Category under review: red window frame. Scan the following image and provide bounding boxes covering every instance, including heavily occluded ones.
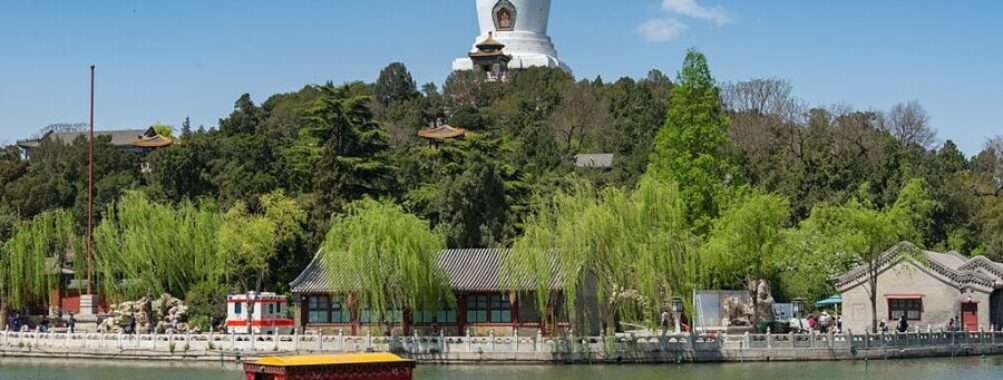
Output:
[888,298,923,321]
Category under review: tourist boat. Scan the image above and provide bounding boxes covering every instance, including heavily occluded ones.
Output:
[243,353,416,380]
[226,292,295,334]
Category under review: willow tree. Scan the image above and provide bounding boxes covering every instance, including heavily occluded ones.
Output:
[94,191,222,301]
[0,209,78,326]
[702,192,791,324]
[320,198,451,329]
[507,178,699,333]
[217,202,277,293]
[791,178,938,332]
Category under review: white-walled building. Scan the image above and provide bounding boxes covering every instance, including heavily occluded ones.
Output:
[453,0,571,74]
[836,242,1003,333]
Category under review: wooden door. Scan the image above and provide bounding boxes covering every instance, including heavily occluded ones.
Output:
[961,302,978,332]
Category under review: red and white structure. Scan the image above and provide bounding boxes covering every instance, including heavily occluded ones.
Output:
[226,292,294,334]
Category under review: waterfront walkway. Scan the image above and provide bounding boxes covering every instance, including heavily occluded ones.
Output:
[2,329,1003,363]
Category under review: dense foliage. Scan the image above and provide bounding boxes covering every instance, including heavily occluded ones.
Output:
[319,198,452,328]
[1,53,1001,331]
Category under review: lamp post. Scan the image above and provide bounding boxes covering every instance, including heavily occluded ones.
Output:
[792,298,804,318]
[671,296,684,334]
[792,298,805,332]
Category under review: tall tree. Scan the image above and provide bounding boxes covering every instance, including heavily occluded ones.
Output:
[0,210,78,327]
[320,198,452,330]
[507,178,698,332]
[884,100,937,149]
[218,202,277,293]
[375,62,419,105]
[703,191,790,324]
[792,178,937,332]
[305,84,395,210]
[647,49,735,230]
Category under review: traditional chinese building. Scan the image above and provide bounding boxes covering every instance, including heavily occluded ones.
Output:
[836,242,1003,333]
[416,123,469,146]
[16,127,174,158]
[467,32,512,81]
[290,249,596,337]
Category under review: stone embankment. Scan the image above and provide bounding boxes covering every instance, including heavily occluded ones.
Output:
[2,329,1003,363]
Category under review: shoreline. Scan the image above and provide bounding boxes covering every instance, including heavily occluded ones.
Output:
[4,330,1003,364]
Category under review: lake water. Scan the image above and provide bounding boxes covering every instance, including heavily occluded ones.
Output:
[1,357,1002,380]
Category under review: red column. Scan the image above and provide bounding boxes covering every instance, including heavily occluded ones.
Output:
[510,293,519,330]
[457,293,467,334]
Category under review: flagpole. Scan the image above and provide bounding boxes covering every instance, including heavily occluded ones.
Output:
[87,64,95,296]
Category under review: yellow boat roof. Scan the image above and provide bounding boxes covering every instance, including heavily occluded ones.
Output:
[251,353,413,367]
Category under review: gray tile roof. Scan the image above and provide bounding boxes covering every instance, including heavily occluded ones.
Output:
[574,153,614,168]
[17,128,156,148]
[835,242,1003,292]
[290,248,562,294]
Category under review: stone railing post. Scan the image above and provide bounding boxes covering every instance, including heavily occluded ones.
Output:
[338,329,344,352]
[490,330,496,352]
[367,329,373,351]
[514,328,520,352]
[536,329,543,352]
[466,328,471,352]
[152,333,157,350]
[230,331,236,351]
[292,329,298,351]
[766,330,772,349]
[440,330,446,353]
[117,331,123,349]
[250,329,256,351]
[317,330,323,351]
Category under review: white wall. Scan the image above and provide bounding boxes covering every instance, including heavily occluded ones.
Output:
[841,260,991,332]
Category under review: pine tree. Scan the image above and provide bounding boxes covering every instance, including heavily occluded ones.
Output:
[647,49,735,230]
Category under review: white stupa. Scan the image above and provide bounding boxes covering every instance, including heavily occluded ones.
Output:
[453,0,571,74]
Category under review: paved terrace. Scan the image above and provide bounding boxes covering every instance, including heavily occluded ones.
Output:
[2,329,1003,363]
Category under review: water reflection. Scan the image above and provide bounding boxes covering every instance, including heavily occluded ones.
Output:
[1,357,1001,380]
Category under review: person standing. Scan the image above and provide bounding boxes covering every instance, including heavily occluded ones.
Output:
[128,315,137,334]
[660,310,670,332]
[897,315,909,333]
[68,313,76,334]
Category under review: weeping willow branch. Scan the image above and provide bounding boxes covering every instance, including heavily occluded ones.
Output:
[0,210,78,311]
[94,191,222,301]
[507,178,700,333]
[320,198,452,329]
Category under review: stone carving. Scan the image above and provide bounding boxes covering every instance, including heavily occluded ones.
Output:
[721,279,776,327]
[97,293,193,333]
[493,0,517,31]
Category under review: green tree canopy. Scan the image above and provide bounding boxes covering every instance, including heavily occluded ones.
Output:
[646,49,735,231]
[375,62,419,105]
[0,210,78,312]
[507,178,698,332]
[785,178,938,331]
[702,191,790,323]
[320,198,452,327]
[94,191,222,300]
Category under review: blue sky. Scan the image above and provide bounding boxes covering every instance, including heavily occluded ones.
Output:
[1,0,1001,155]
